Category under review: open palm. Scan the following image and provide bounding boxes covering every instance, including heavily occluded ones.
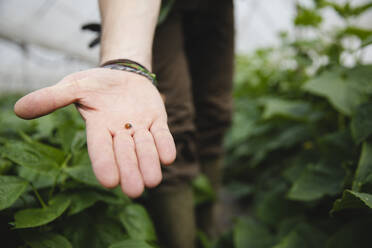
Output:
[14,68,176,198]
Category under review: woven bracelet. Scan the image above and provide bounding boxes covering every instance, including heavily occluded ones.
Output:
[101,59,157,86]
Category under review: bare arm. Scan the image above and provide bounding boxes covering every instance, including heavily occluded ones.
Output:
[99,0,161,68]
[14,0,176,198]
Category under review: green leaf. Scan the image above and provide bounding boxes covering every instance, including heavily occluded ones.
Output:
[352,141,372,191]
[350,2,372,16]
[303,69,367,116]
[331,190,372,213]
[233,217,275,248]
[273,223,326,248]
[19,132,66,164]
[65,191,101,216]
[17,166,56,189]
[197,231,213,248]
[0,141,61,173]
[109,239,154,248]
[62,190,121,215]
[192,174,216,206]
[64,151,100,187]
[64,165,100,187]
[63,213,126,248]
[32,114,56,140]
[70,130,86,152]
[288,163,345,201]
[226,182,253,199]
[22,231,72,248]
[56,120,85,152]
[13,195,71,228]
[57,120,80,152]
[261,98,312,121]
[0,175,28,210]
[294,6,322,27]
[351,103,372,143]
[0,109,34,135]
[341,26,372,41]
[119,204,157,242]
[0,158,12,174]
[346,65,372,94]
[362,35,372,47]
[255,184,302,226]
[323,2,372,18]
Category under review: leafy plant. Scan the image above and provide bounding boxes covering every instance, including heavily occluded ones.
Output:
[0,100,158,247]
[225,0,372,247]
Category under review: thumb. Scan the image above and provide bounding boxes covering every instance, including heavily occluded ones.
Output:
[14,80,78,120]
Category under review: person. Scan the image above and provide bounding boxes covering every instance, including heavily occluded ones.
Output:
[14,1,234,247]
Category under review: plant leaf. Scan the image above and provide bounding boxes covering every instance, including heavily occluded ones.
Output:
[22,231,72,248]
[233,217,275,248]
[0,158,12,174]
[192,174,216,206]
[0,141,61,173]
[341,26,372,41]
[346,65,372,94]
[0,175,28,210]
[331,190,372,213]
[351,103,372,144]
[261,98,312,121]
[109,239,154,248]
[62,213,126,248]
[352,141,372,191]
[119,204,157,242]
[273,223,326,248]
[288,163,345,201]
[64,151,100,187]
[13,195,71,229]
[62,190,121,216]
[294,6,322,27]
[17,166,56,189]
[303,69,367,116]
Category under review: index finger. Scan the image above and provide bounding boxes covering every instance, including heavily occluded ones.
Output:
[86,121,120,188]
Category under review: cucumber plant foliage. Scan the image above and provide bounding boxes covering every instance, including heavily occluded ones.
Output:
[0,99,157,247]
[224,1,372,247]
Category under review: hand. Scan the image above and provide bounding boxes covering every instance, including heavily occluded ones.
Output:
[14,68,176,198]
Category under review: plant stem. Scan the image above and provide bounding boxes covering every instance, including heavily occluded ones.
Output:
[61,153,72,169]
[31,184,47,208]
[49,153,72,199]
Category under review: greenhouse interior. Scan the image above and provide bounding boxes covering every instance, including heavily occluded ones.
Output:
[1,0,372,247]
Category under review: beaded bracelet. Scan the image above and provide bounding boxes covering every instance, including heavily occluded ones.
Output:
[101,59,157,86]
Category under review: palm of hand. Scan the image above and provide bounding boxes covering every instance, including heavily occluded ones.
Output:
[14,68,176,198]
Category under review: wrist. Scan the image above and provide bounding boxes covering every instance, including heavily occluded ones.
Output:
[100,50,152,71]
[101,59,157,86]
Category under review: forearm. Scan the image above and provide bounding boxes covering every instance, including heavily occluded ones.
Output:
[99,0,161,70]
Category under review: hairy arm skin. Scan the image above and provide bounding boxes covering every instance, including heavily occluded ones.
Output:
[14,0,176,198]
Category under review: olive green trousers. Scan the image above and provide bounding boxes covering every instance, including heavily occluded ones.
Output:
[148,0,234,247]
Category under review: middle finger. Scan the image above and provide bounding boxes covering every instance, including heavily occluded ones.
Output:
[113,131,144,198]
